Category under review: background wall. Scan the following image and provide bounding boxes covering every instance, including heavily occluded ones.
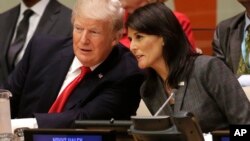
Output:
[165,0,245,55]
[0,0,75,13]
[0,0,246,55]
[167,0,244,23]
[0,0,244,24]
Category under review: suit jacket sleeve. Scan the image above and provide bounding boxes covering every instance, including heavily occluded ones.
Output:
[35,73,143,128]
[198,57,250,128]
[212,21,227,61]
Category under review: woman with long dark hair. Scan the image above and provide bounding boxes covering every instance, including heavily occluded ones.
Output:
[127,3,250,133]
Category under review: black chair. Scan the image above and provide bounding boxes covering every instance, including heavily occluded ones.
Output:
[129,111,204,141]
[129,126,186,141]
[172,111,204,141]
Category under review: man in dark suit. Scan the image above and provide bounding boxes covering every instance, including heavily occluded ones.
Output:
[212,0,250,86]
[2,0,144,129]
[0,0,72,86]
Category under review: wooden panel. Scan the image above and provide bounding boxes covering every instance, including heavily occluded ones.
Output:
[174,0,217,29]
[173,0,216,55]
[193,28,214,55]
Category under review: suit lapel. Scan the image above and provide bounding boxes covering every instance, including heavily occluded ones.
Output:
[141,73,189,115]
[229,20,245,73]
[35,0,60,34]
[154,77,173,115]
[37,45,74,111]
[0,6,19,81]
[173,81,188,112]
[64,71,105,110]
[152,76,188,114]
[2,6,20,61]
[63,45,122,110]
[141,76,173,115]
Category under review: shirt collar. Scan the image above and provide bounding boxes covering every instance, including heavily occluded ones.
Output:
[20,0,50,17]
[244,12,250,31]
[69,57,100,73]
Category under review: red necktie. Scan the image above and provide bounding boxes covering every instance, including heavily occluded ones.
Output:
[49,66,91,113]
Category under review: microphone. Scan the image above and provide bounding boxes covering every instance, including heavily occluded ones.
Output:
[154,89,176,116]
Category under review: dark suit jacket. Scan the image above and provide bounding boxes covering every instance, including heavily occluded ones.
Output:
[2,36,144,128]
[0,0,72,85]
[212,12,245,75]
[141,56,250,133]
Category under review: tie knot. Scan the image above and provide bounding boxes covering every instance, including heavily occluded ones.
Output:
[23,9,34,18]
[80,66,91,75]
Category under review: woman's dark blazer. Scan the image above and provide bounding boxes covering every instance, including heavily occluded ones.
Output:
[141,55,250,133]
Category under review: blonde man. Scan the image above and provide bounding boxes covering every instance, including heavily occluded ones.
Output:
[5,0,144,129]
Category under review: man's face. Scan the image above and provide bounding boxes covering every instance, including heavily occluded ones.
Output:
[22,0,40,7]
[73,16,117,67]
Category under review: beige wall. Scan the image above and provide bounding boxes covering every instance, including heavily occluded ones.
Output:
[0,0,76,13]
[0,0,246,24]
[0,0,19,13]
[166,0,245,24]
[217,0,244,23]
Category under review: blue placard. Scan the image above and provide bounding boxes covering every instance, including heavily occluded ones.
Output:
[221,137,230,141]
[33,135,102,141]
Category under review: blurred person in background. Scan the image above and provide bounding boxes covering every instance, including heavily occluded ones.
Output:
[0,0,72,86]
[119,0,202,53]
[212,0,250,86]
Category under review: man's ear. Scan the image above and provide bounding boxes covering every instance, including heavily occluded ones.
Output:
[111,29,123,46]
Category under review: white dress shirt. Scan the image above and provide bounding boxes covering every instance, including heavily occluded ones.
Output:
[57,57,99,96]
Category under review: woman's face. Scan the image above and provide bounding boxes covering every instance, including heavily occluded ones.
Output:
[119,0,149,14]
[128,27,165,69]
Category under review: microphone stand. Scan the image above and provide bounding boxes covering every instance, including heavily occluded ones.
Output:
[154,91,175,116]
